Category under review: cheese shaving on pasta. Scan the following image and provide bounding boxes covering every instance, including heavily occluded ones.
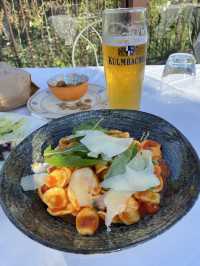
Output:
[76,130,133,159]
[103,190,132,229]
[102,150,160,192]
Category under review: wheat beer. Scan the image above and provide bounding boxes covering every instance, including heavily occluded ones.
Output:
[103,8,147,109]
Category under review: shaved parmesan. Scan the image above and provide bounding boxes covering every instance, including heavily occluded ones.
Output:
[103,190,132,229]
[20,173,47,191]
[76,130,133,159]
[69,168,98,207]
[102,150,160,192]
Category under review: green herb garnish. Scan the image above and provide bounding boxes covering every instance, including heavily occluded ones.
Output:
[45,153,107,167]
[44,143,88,157]
[44,145,107,168]
[104,143,137,179]
[43,120,138,169]
[72,118,107,134]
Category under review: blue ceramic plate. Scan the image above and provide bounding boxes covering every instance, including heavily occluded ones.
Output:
[0,110,200,254]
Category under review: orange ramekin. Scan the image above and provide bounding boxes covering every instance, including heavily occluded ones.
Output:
[48,81,88,101]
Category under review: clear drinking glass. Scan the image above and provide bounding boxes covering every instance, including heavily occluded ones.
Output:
[160,53,196,102]
[102,8,148,110]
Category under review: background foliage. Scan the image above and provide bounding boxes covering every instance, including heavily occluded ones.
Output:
[0,0,200,67]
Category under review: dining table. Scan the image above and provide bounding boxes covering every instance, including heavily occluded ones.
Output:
[0,65,200,266]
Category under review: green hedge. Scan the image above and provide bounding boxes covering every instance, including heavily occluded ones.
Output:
[0,0,199,67]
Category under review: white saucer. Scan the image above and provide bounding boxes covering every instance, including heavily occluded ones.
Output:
[27,84,108,119]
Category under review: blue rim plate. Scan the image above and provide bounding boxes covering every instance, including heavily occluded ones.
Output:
[0,109,200,254]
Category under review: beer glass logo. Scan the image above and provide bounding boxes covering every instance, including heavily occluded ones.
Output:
[107,44,145,66]
[118,46,136,56]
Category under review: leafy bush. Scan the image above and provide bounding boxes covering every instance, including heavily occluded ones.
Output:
[0,0,199,67]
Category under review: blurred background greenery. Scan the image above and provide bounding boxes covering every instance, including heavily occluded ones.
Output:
[0,0,200,67]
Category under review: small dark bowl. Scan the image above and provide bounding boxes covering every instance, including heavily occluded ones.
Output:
[0,110,200,254]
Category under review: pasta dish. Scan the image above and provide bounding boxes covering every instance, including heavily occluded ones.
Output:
[21,120,170,236]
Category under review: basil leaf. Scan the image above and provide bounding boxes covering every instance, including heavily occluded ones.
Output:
[43,144,107,167]
[43,145,53,156]
[44,144,88,157]
[45,153,107,167]
[104,143,137,179]
[72,118,107,134]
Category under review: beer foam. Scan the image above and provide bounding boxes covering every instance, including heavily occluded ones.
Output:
[103,24,148,46]
[103,35,147,47]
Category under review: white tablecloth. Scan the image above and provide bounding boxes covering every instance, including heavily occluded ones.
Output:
[1,66,200,266]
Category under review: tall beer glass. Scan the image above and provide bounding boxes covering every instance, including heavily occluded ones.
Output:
[102,8,148,109]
